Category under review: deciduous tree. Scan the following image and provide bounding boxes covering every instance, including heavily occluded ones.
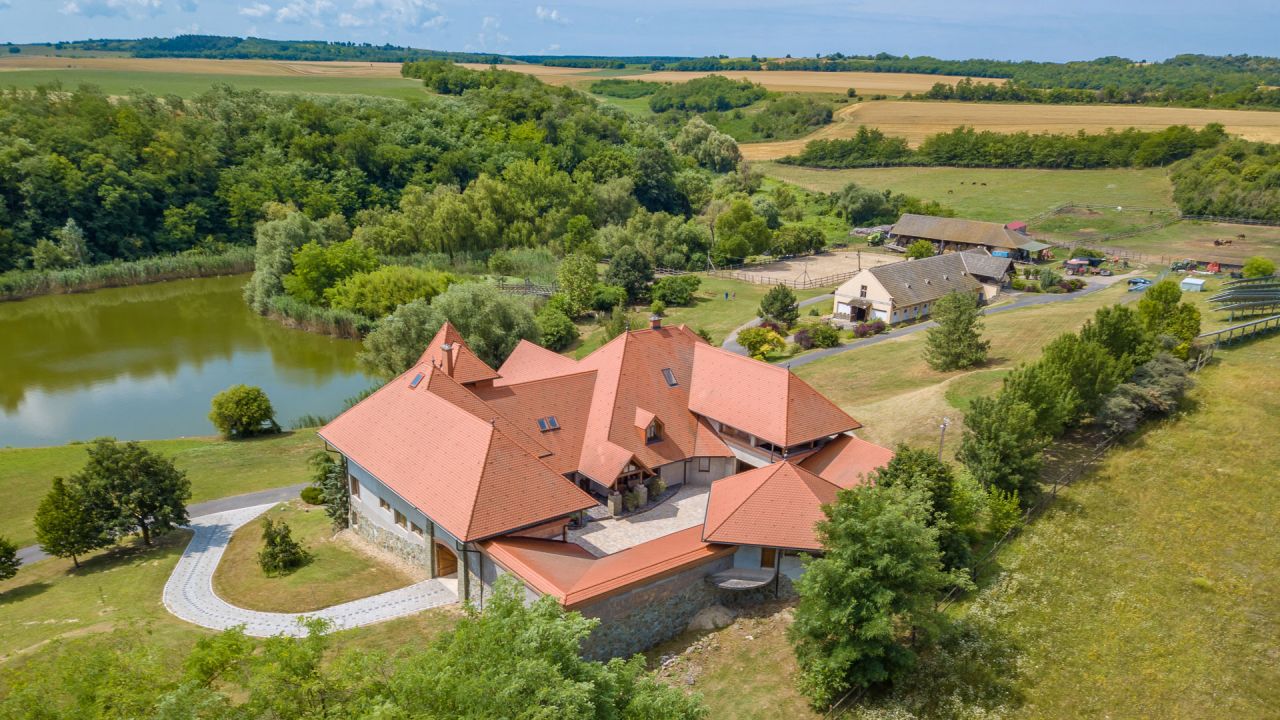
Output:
[958,396,1046,506]
[791,484,968,707]
[0,536,18,581]
[906,239,936,259]
[34,477,110,568]
[604,246,654,303]
[556,253,598,317]
[1241,255,1275,279]
[74,438,191,546]
[209,385,279,438]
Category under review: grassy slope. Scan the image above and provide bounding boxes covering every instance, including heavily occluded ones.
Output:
[0,69,429,99]
[991,338,1280,717]
[212,500,415,613]
[756,163,1174,221]
[0,430,323,548]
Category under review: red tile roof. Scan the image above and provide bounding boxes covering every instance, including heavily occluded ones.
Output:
[494,340,581,386]
[319,363,595,542]
[702,461,839,551]
[799,435,894,489]
[689,343,861,447]
[418,322,501,386]
[482,526,735,609]
[473,371,598,476]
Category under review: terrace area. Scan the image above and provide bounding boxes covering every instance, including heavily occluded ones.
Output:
[568,482,712,556]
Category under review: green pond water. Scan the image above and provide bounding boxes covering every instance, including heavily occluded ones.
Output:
[0,275,375,448]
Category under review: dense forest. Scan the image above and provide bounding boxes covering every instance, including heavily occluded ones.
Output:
[1170,139,1280,222]
[37,35,506,63]
[784,124,1229,169]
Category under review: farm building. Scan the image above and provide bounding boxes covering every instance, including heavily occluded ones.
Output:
[1181,277,1207,292]
[889,213,1051,261]
[320,320,893,658]
[832,249,1013,323]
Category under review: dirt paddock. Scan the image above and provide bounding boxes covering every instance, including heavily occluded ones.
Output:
[724,249,901,285]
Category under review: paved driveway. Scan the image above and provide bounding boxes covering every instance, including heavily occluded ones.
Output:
[162,503,456,637]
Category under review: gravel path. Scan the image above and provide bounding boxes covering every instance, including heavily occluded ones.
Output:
[162,503,456,637]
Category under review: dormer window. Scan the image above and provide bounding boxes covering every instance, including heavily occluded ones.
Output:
[537,416,560,432]
[662,368,678,387]
[645,418,663,444]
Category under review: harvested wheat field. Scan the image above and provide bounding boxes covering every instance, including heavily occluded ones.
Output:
[741,100,1280,160]
[0,56,407,77]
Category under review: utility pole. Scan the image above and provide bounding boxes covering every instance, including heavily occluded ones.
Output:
[938,417,950,459]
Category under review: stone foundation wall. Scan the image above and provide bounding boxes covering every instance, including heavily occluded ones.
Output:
[352,502,429,569]
[579,556,732,660]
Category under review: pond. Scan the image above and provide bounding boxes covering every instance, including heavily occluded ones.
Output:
[0,275,376,448]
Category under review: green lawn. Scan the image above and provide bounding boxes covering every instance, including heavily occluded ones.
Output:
[0,430,323,548]
[0,69,431,99]
[756,163,1174,222]
[569,276,829,358]
[588,93,656,117]
[213,500,415,613]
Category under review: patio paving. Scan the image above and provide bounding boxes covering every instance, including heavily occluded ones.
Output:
[568,483,711,556]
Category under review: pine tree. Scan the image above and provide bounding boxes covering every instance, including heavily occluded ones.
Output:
[258,517,310,576]
[758,284,799,328]
[0,536,19,581]
[34,477,111,568]
[923,291,990,371]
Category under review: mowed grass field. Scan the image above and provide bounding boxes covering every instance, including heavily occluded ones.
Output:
[0,430,323,548]
[740,99,1280,159]
[757,162,1174,221]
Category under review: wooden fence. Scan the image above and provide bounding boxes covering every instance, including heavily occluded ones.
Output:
[707,268,858,289]
[495,280,557,297]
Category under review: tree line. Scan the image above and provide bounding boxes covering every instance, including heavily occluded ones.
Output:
[44,35,507,64]
[783,123,1229,169]
[915,77,1280,110]
[1170,138,1280,223]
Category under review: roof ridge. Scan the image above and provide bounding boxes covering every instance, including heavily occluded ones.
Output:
[463,422,500,541]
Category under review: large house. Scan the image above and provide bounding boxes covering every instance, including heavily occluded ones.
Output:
[320,319,893,657]
[832,250,1014,323]
[890,213,1051,261]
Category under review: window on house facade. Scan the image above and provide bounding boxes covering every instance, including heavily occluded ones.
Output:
[379,497,391,512]
[410,522,424,536]
[859,285,868,298]
[394,509,407,528]
[698,457,711,472]
[661,368,678,387]
[349,475,360,498]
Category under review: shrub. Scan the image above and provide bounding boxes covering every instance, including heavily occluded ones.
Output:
[1242,255,1275,278]
[853,323,873,338]
[808,323,841,348]
[649,300,667,317]
[737,326,786,359]
[650,274,702,306]
[300,486,325,505]
[646,476,667,498]
[906,239,936,259]
[258,516,310,576]
[209,385,280,438]
[536,306,579,351]
[1011,277,1027,291]
[986,487,1023,539]
[1038,267,1063,288]
[758,319,786,335]
[622,491,641,513]
[0,536,17,581]
[794,328,814,350]
[808,306,820,316]
[592,284,629,312]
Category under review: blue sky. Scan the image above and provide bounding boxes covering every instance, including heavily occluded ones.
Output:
[0,0,1275,62]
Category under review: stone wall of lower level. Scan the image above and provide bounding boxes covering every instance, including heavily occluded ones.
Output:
[351,501,430,569]
[578,556,733,660]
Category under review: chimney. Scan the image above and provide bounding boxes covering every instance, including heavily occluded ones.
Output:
[440,342,454,376]
[649,315,662,330]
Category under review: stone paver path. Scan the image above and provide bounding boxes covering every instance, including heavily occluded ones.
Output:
[162,503,456,637]
[569,484,711,556]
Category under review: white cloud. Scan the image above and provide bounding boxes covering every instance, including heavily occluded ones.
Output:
[475,15,508,50]
[238,2,270,17]
[274,0,333,25]
[535,5,567,24]
[60,0,162,18]
[345,0,446,31]
[337,11,367,26]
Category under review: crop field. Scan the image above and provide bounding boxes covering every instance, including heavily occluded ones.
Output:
[0,56,428,98]
[740,99,1280,159]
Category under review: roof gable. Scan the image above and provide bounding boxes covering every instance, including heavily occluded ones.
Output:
[799,435,893,488]
[702,462,839,551]
[865,254,983,306]
[417,322,501,385]
[689,343,860,447]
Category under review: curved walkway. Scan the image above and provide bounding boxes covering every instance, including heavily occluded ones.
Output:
[162,503,457,637]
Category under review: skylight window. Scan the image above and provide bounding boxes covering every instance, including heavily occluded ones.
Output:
[537,416,560,432]
[662,368,678,387]
[409,372,425,388]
